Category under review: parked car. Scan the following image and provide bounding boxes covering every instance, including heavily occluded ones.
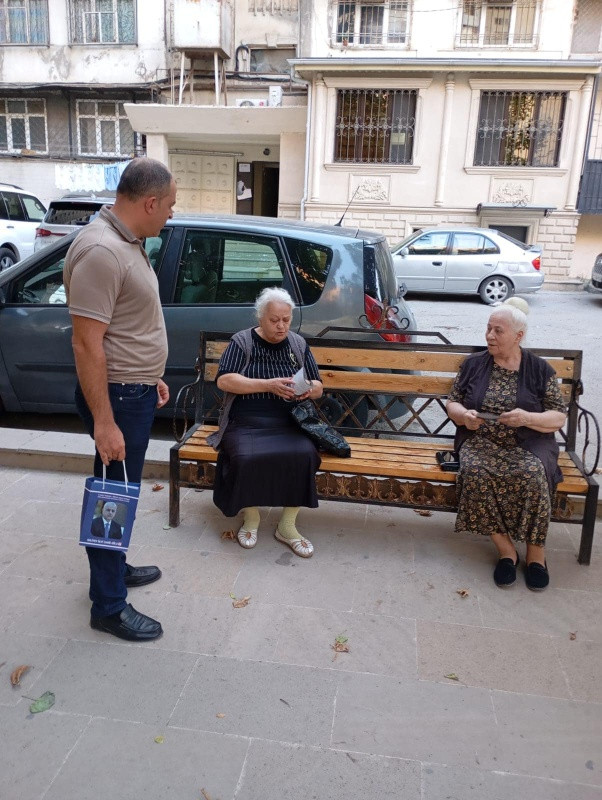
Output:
[589,252,602,293]
[34,194,115,252]
[391,226,544,304]
[0,183,46,269]
[0,214,417,417]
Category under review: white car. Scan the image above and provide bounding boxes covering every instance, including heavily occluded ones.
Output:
[0,183,46,269]
[391,226,544,305]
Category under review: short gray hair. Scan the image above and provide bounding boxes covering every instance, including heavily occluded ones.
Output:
[117,157,173,201]
[489,297,529,335]
[254,287,295,320]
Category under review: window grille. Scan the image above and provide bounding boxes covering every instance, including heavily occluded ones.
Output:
[335,0,409,46]
[0,0,48,44]
[458,1,539,47]
[76,100,135,157]
[70,0,135,44]
[0,98,47,153]
[334,89,416,164]
[474,90,566,168]
[248,0,298,13]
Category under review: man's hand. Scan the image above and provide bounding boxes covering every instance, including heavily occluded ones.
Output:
[463,409,484,431]
[156,378,170,409]
[95,421,126,465]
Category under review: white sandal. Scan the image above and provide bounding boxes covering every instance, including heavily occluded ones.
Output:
[237,527,258,549]
[274,527,314,558]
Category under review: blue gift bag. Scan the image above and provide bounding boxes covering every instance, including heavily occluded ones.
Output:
[79,464,140,552]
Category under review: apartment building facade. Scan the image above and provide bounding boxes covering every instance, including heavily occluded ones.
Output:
[1,0,600,281]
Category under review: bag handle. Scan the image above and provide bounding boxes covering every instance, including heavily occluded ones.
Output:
[101,462,130,493]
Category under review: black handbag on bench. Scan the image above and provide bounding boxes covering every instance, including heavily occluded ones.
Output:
[290,398,351,458]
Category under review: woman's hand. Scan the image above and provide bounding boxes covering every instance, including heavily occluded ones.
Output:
[463,409,483,431]
[498,408,531,428]
[265,377,296,400]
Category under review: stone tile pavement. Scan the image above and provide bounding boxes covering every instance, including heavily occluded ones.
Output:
[1,464,601,800]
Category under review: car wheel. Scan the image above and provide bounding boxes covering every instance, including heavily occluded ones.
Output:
[479,275,513,305]
[0,247,17,271]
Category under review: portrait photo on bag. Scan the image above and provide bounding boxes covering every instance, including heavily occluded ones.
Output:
[79,469,140,553]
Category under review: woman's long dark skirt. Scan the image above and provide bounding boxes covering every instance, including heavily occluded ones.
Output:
[213,415,321,517]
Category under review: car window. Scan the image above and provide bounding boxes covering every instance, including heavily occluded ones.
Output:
[173,229,285,305]
[11,251,67,305]
[482,236,499,255]
[408,232,448,256]
[1,192,26,222]
[144,228,171,274]
[21,195,46,222]
[451,233,500,256]
[45,202,104,226]
[283,237,332,305]
[0,195,7,220]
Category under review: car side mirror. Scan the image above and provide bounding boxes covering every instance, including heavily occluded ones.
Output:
[400,246,409,257]
[397,281,408,299]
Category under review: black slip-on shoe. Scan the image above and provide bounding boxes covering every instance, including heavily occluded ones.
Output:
[90,603,163,641]
[124,565,162,588]
[493,553,519,588]
[525,561,549,591]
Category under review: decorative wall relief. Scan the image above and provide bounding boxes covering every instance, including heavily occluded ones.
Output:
[349,175,390,203]
[490,179,534,207]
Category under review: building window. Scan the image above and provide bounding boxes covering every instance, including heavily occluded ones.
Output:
[0,98,47,153]
[249,48,295,73]
[76,100,134,157]
[0,0,48,44]
[334,0,409,46]
[335,89,416,164]
[458,1,539,47]
[70,0,135,44]
[474,90,566,168]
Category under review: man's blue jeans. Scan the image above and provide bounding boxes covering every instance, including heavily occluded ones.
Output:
[76,382,158,618]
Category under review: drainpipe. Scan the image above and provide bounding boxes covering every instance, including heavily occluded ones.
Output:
[300,79,312,221]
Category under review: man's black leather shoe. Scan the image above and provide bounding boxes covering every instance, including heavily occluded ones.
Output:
[90,603,163,641]
[124,565,162,588]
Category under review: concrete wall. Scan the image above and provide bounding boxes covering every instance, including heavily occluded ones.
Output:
[0,0,168,84]
[573,215,602,280]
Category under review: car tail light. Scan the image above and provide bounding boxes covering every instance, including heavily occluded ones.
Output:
[35,228,65,238]
[364,294,410,343]
[532,256,541,270]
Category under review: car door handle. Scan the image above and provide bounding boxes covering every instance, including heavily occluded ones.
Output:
[483,262,493,267]
[7,225,14,229]
[432,261,443,266]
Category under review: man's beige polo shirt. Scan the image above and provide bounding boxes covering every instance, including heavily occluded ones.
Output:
[63,206,168,384]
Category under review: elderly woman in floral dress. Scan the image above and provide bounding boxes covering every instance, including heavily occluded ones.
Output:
[208,287,323,558]
[446,298,566,590]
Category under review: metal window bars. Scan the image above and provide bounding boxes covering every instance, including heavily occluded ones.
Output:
[457,0,539,48]
[474,90,566,168]
[334,88,416,164]
[335,0,409,46]
[248,0,298,13]
[70,0,135,44]
[0,0,49,44]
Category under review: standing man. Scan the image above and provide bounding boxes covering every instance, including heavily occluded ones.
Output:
[64,158,177,642]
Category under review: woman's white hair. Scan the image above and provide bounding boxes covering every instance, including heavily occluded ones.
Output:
[490,296,529,334]
[255,287,296,320]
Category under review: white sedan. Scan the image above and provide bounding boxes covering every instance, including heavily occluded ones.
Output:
[391,227,544,305]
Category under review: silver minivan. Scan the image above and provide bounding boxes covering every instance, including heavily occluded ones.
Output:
[0,214,417,416]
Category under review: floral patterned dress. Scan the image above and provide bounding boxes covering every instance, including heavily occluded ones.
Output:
[448,362,565,545]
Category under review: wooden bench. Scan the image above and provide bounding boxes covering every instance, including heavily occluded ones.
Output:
[169,330,600,564]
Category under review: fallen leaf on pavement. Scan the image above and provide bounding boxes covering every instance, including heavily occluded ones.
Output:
[29,691,55,714]
[414,509,433,517]
[162,524,171,530]
[216,712,226,718]
[152,483,164,492]
[154,736,164,744]
[232,595,251,608]
[569,631,577,640]
[444,673,459,681]
[201,790,212,800]
[331,633,350,660]
[456,589,470,598]
[221,530,236,540]
[10,665,30,686]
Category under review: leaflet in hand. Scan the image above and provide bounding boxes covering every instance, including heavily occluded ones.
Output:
[291,367,313,396]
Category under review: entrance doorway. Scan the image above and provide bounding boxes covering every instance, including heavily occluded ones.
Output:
[488,224,529,244]
[254,162,279,217]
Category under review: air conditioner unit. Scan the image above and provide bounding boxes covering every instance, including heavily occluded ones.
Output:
[235,98,267,107]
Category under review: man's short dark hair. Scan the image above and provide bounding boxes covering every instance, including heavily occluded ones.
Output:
[117,158,173,201]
